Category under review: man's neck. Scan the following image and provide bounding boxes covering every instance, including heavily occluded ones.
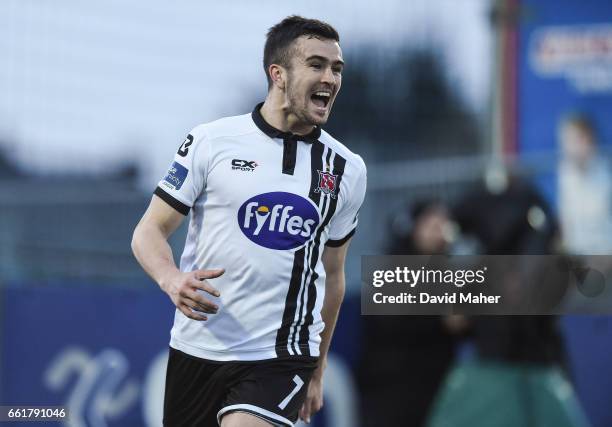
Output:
[260,96,316,136]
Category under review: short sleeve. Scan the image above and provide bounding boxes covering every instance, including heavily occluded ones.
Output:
[326,158,367,247]
[154,125,209,215]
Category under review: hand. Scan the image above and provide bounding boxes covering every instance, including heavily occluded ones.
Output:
[161,269,224,321]
[299,376,323,424]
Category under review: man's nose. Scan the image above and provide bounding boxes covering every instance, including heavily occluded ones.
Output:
[321,66,336,85]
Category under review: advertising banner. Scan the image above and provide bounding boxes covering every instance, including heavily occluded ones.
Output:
[517,0,612,204]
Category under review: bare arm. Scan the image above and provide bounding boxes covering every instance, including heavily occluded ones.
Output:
[315,241,349,377]
[131,195,223,320]
[299,239,350,423]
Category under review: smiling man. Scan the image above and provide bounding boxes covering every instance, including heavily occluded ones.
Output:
[132,16,367,427]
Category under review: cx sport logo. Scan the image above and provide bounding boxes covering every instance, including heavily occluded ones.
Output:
[232,159,258,172]
[238,192,320,250]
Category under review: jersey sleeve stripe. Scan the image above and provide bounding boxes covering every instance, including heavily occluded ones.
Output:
[154,186,190,215]
[325,227,356,247]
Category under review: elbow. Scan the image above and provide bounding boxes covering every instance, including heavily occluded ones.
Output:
[131,223,142,259]
[130,234,137,258]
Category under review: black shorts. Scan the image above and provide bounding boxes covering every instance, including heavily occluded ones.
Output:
[163,347,318,427]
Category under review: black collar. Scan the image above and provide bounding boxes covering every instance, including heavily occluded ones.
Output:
[251,102,321,143]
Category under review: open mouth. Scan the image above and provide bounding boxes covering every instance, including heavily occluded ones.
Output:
[311,91,331,109]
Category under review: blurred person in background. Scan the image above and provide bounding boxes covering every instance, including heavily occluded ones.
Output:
[558,114,612,255]
[451,171,566,368]
[426,171,589,427]
[357,200,458,427]
[132,16,367,427]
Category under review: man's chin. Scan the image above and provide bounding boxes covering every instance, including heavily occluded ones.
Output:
[307,110,330,126]
[312,117,328,126]
[291,107,329,129]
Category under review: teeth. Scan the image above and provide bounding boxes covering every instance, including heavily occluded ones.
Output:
[314,91,331,98]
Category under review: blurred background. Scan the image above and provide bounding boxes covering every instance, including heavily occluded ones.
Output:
[1,0,611,426]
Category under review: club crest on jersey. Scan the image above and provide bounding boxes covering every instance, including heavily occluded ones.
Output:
[315,170,337,198]
[237,192,320,250]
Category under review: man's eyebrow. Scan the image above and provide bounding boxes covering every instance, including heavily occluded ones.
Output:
[305,55,345,66]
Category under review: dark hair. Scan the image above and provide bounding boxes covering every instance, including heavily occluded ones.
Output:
[264,15,339,88]
[410,199,446,223]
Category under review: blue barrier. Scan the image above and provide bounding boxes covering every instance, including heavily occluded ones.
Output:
[0,284,360,427]
[2,284,609,427]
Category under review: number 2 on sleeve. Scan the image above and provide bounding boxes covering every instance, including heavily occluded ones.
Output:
[278,375,305,410]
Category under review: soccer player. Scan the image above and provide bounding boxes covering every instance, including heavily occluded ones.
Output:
[132,15,367,427]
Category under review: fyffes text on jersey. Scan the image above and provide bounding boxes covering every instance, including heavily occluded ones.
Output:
[238,192,320,250]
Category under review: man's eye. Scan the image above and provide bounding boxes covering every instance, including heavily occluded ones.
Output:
[333,67,343,74]
[311,63,322,69]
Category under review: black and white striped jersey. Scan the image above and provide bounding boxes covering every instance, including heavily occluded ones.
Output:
[155,103,367,361]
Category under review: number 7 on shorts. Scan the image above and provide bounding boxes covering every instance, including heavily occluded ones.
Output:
[278,375,305,410]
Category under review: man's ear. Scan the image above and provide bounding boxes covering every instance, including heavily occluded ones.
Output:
[268,64,286,90]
